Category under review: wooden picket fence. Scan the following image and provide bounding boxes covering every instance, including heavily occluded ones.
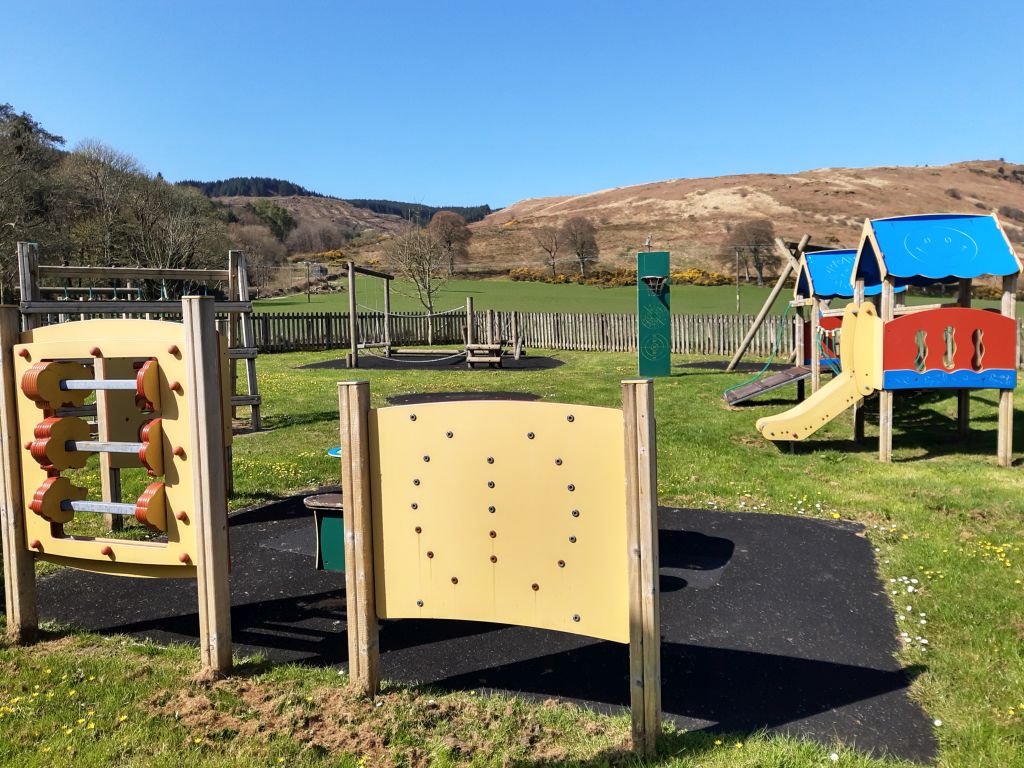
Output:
[251,310,795,358]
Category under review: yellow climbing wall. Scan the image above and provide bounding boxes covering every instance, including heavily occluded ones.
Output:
[369,401,630,643]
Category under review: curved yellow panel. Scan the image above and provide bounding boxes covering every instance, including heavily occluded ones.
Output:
[369,401,629,643]
[11,319,228,578]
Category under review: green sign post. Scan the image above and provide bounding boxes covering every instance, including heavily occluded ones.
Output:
[637,251,671,377]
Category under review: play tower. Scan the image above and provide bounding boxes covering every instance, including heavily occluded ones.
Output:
[757,213,1021,465]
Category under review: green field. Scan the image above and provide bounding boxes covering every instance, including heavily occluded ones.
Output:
[255,277,1018,317]
[2,349,1023,766]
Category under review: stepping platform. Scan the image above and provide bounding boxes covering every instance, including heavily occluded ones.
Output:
[23,502,937,762]
[724,365,811,406]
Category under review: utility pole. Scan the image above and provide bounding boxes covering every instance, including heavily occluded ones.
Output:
[735,248,741,314]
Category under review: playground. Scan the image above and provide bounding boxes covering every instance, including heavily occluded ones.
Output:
[1,221,1023,767]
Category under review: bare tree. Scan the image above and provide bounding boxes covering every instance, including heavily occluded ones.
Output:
[383,228,448,343]
[561,216,600,278]
[532,225,563,277]
[230,223,287,292]
[722,219,778,285]
[428,211,471,276]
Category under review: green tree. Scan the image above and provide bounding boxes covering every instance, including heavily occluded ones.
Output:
[249,199,297,242]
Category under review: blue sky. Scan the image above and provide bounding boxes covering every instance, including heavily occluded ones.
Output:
[3,1,1021,207]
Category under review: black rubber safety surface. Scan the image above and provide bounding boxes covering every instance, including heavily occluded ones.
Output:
[27,503,937,763]
[298,353,564,372]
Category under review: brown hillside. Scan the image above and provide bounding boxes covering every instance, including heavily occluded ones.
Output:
[215,194,412,237]
[467,160,1024,273]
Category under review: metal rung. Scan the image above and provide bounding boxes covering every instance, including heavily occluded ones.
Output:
[231,395,261,406]
[61,379,137,391]
[61,499,135,515]
[66,440,142,454]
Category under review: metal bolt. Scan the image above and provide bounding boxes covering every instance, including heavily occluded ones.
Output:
[426,551,434,559]
[567,414,575,423]
[488,505,496,513]
[487,480,495,489]
[555,458,562,466]
[567,484,575,492]
[572,614,580,622]
[489,530,496,538]
[527,432,535,439]
[486,456,494,464]
[410,414,417,421]
[569,536,577,543]
[451,577,458,584]
[571,509,580,518]
[423,455,430,462]
[531,583,539,591]
[558,560,565,568]
[490,555,497,563]
[413,479,420,486]
[415,526,422,534]
[411,502,418,510]
[446,431,453,438]
[416,599,424,607]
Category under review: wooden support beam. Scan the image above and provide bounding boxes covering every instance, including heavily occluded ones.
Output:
[338,380,379,695]
[0,305,38,643]
[726,234,809,371]
[37,265,230,281]
[878,279,895,463]
[998,275,1017,467]
[347,263,358,369]
[810,298,821,393]
[851,278,866,441]
[958,279,972,438]
[21,300,252,314]
[622,379,661,755]
[17,243,40,331]
[183,297,233,676]
[347,264,394,281]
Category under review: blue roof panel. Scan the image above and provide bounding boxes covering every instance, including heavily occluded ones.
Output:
[798,249,895,299]
[855,214,1020,285]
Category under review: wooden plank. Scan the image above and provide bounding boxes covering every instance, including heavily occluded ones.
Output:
[338,381,380,695]
[22,300,251,314]
[183,297,233,675]
[622,379,660,755]
[0,306,38,643]
[347,263,359,368]
[17,243,40,331]
[38,265,230,281]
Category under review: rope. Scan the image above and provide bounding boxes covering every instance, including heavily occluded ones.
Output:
[363,348,467,365]
[723,304,794,396]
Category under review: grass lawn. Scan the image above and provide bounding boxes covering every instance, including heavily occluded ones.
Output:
[3,349,1024,766]
[254,276,1022,318]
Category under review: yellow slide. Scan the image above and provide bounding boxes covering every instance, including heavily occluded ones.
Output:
[756,303,882,442]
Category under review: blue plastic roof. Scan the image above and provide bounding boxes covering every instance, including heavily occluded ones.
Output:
[795,249,901,299]
[853,214,1021,287]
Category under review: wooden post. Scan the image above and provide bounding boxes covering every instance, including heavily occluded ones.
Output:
[338,380,380,696]
[878,278,895,462]
[810,298,821,393]
[227,251,241,421]
[215,318,234,497]
[383,278,392,356]
[465,295,474,346]
[725,235,808,371]
[0,305,38,643]
[998,274,1017,467]
[94,355,123,531]
[957,279,972,438]
[487,309,495,345]
[183,297,233,676]
[16,243,40,331]
[511,311,521,359]
[795,305,806,401]
[852,279,866,443]
[622,379,661,756]
[347,262,358,369]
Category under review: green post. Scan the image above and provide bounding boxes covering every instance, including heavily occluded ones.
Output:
[637,251,671,377]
